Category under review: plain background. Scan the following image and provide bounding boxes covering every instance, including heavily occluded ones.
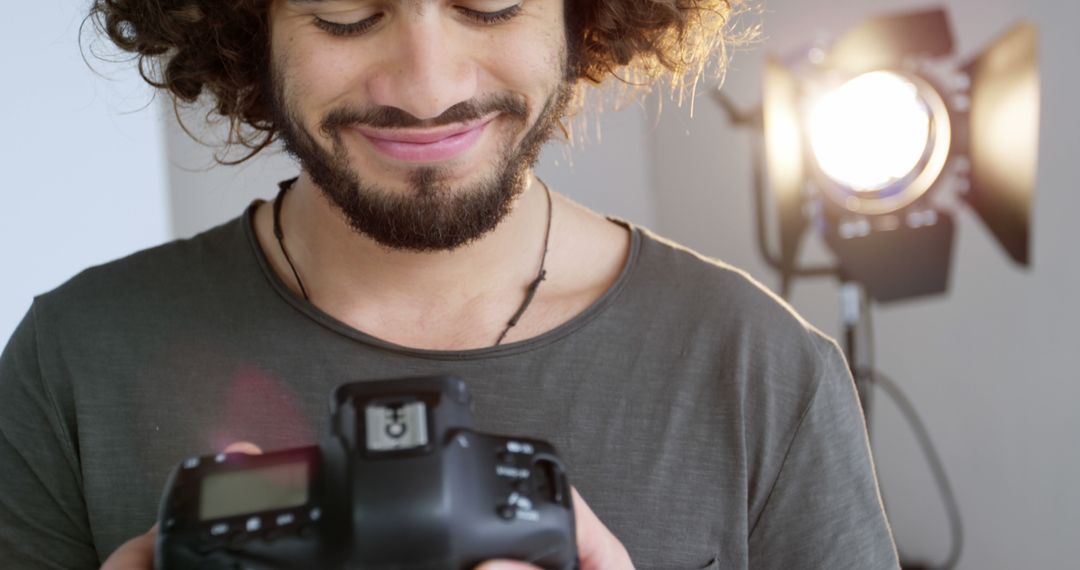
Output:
[2,0,1077,568]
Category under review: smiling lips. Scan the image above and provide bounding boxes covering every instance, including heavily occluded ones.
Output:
[352,114,496,163]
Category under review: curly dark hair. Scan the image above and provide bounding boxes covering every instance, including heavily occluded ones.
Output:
[88,0,749,162]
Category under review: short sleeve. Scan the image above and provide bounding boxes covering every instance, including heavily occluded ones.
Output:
[747,336,899,569]
[0,304,99,568]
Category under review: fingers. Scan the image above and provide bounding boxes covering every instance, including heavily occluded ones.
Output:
[476,487,633,570]
[102,443,262,570]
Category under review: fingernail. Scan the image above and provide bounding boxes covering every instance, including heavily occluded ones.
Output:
[474,561,536,570]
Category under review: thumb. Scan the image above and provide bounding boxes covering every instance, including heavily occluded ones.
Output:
[571,487,634,569]
[100,524,158,570]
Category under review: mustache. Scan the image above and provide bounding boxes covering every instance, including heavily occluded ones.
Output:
[320,95,529,133]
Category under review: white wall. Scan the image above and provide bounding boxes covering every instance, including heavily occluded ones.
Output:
[0,0,170,344]
[650,0,1080,568]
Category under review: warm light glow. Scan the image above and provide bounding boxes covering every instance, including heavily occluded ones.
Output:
[809,71,932,192]
[763,59,805,206]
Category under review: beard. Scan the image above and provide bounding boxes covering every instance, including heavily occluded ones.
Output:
[271,69,573,252]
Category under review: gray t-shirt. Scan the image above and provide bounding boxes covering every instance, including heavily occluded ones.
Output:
[0,203,898,569]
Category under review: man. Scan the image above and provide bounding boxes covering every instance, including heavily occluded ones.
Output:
[0,0,898,568]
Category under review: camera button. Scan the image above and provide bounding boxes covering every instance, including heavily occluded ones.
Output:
[209,522,230,537]
[245,516,262,532]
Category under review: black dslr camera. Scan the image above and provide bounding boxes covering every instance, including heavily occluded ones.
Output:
[155,376,578,569]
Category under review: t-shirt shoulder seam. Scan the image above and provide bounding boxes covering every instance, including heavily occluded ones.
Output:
[28,300,85,488]
[40,217,241,302]
[745,337,834,538]
[634,226,740,272]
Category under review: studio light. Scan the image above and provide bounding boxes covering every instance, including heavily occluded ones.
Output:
[715,12,1040,568]
[730,8,1040,303]
[808,71,944,206]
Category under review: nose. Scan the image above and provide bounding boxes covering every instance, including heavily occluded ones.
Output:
[366,13,479,122]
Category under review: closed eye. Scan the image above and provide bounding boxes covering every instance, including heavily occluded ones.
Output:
[456,3,523,24]
[313,3,523,37]
[314,13,384,37]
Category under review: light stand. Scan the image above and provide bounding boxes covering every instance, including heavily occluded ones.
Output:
[713,8,1039,568]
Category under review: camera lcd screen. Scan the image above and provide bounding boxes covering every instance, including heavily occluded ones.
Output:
[199,462,308,521]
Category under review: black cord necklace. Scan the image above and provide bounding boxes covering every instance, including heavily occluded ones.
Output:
[271,178,554,348]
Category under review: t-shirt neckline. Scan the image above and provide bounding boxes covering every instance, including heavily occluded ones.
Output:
[242,200,643,360]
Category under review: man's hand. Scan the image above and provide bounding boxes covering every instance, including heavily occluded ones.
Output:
[100,442,263,570]
[476,487,635,570]
[102,443,631,570]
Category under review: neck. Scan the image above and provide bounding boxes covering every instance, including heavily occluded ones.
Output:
[275,170,552,345]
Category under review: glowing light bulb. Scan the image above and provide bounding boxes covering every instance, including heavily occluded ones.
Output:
[809,71,933,192]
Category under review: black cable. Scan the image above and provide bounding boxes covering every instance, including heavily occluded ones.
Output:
[859,367,965,570]
[493,179,554,346]
[273,179,310,302]
[859,303,959,568]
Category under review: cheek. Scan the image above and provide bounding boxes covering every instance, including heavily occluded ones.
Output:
[474,1,567,99]
[276,35,366,119]
[480,30,567,106]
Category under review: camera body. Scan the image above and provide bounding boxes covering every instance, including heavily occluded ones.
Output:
[155,376,578,569]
